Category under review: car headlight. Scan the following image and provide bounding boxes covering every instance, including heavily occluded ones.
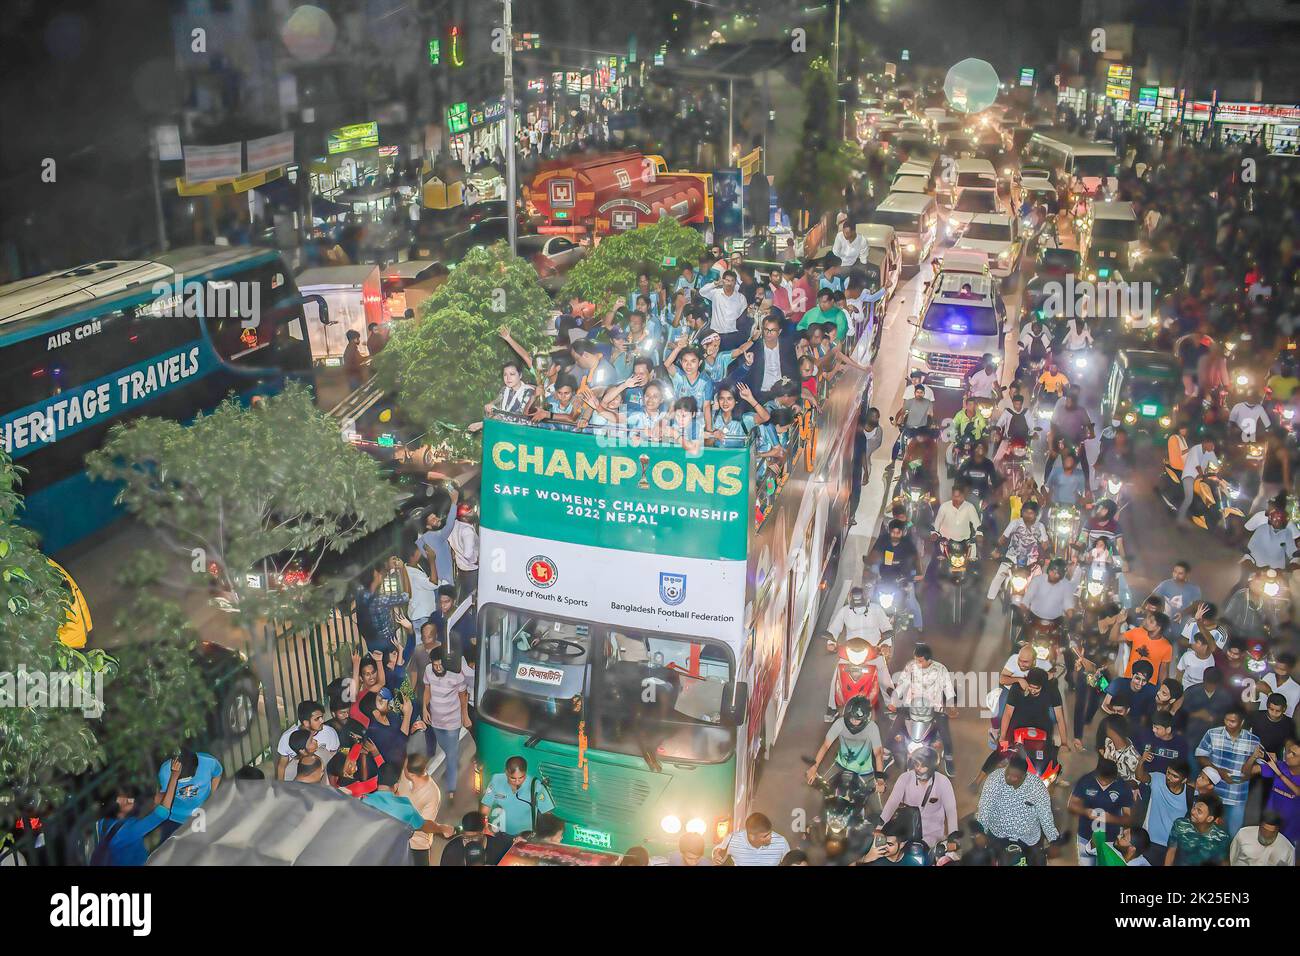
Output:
[1087,581,1104,597]
[911,347,926,360]
[661,815,683,834]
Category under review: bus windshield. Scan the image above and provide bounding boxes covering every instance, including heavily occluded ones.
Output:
[479,607,591,746]
[592,628,735,764]
[1074,155,1115,178]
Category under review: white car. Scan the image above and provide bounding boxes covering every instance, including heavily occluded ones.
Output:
[951,213,1022,279]
[947,188,1003,235]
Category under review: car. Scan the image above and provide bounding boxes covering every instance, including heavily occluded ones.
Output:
[515,234,587,293]
[907,269,1007,393]
[948,187,1003,235]
[441,217,510,263]
[1102,350,1181,437]
[1033,240,1081,279]
[950,213,1022,280]
[890,174,932,196]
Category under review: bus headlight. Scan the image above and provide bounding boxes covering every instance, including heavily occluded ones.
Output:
[686,817,707,835]
[661,815,683,834]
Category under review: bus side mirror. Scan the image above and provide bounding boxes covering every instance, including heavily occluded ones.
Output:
[302,293,331,326]
[721,681,749,726]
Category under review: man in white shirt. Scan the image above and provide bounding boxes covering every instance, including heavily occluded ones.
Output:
[967,354,1003,401]
[1242,505,1300,572]
[275,701,340,781]
[713,812,791,865]
[697,270,749,340]
[450,519,479,599]
[1229,813,1295,866]
[405,549,442,630]
[825,586,892,654]
[1177,436,1218,525]
[1227,394,1271,443]
[931,484,982,544]
[832,220,866,268]
[1256,653,1299,716]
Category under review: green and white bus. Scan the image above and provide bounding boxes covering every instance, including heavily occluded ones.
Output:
[474,363,869,854]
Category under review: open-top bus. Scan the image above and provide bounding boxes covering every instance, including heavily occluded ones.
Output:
[474,360,870,854]
[1024,131,1118,198]
[0,246,321,551]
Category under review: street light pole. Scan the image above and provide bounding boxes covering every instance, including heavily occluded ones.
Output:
[831,0,842,86]
[504,0,518,254]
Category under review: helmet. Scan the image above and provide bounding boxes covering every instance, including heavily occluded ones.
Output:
[843,695,872,733]
[901,840,934,866]
[1047,557,1067,576]
[910,746,939,774]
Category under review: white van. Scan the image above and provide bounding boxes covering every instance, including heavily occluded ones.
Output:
[953,158,998,197]
[870,193,939,271]
[1082,201,1142,278]
[296,264,385,365]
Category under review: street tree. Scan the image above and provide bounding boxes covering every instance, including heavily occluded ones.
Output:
[372,241,552,459]
[777,56,864,228]
[85,383,400,741]
[0,453,105,830]
[559,215,705,311]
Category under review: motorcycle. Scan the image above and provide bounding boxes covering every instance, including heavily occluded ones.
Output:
[999,726,1062,785]
[889,702,944,770]
[1222,566,1292,670]
[1076,545,1125,622]
[1000,554,1038,614]
[1158,459,1245,537]
[1012,610,1067,660]
[870,579,916,636]
[1001,435,1036,487]
[937,537,977,626]
[1046,504,1081,562]
[803,764,881,863]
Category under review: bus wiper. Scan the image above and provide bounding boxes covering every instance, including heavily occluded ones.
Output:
[524,733,542,748]
[637,737,662,773]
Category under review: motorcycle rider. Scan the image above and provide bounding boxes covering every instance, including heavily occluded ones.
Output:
[1176,433,1220,527]
[994,390,1035,461]
[998,666,1080,766]
[879,747,959,850]
[967,353,1003,402]
[1043,448,1089,511]
[825,585,893,657]
[807,695,887,817]
[864,519,925,632]
[930,482,983,578]
[1016,557,1076,640]
[889,643,958,776]
[1017,313,1053,381]
[987,500,1049,603]
[1238,498,1300,589]
[957,440,1004,538]
[1228,389,1272,444]
[1049,386,1095,481]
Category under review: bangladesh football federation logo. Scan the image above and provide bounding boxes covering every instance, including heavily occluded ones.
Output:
[659,572,687,606]
[526,555,558,589]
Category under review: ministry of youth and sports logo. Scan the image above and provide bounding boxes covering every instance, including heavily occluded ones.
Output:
[526,555,558,589]
[659,572,687,606]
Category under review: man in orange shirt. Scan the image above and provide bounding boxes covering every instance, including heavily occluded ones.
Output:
[1167,420,1190,473]
[1121,610,1173,686]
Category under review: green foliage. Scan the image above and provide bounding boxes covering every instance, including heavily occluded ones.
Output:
[559,217,705,311]
[776,57,863,227]
[95,593,215,788]
[0,454,104,826]
[372,242,553,459]
[85,383,399,630]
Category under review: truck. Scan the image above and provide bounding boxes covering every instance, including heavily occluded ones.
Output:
[295,264,384,365]
[524,151,712,239]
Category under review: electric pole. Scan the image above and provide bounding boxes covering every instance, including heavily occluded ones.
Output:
[504,0,518,254]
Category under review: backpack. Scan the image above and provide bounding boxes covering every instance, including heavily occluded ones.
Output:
[89,818,125,867]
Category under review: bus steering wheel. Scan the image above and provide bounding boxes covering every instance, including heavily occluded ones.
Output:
[531,637,585,661]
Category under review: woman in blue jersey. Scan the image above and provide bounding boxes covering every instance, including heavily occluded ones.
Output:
[664,397,705,454]
[710,382,770,445]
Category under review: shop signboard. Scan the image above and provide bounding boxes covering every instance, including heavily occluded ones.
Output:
[1019,68,1034,87]
[1105,64,1132,100]
[446,103,470,135]
[327,122,379,155]
[1137,87,1158,112]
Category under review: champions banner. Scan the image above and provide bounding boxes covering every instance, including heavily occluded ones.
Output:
[481,419,752,562]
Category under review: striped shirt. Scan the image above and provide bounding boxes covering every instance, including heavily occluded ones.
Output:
[719,829,791,866]
[1195,726,1261,807]
[422,666,467,731]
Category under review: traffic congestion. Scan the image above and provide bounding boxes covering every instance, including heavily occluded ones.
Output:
[1,2,1298,916]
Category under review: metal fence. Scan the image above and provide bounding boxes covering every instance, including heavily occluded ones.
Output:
[6,600,367,866]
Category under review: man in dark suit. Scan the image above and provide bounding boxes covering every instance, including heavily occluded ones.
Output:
[742,312,800,403]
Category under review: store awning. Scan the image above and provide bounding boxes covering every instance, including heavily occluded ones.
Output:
[174,166,285,197]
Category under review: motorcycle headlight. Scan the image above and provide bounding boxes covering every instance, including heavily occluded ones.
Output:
[909,489,921,500]
[906,242,917,251]
[1087,581,1104,596]
[1236,374,1250,387]
[661,815,682,834]
[1036,408,1052,420]
[878,591,896,609]
[1285,407,1297,421]
[1124,411,1137,424]
[1011,575,1028,593]
[979,405,992,418]
[1074,356,1088,370]
[1248,443,1263,457]
[685,817,707,835]
[950,555,967,569]
[1106,479,1122,495]
[1159,415,1172,428]
[1264,581,1281,598]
